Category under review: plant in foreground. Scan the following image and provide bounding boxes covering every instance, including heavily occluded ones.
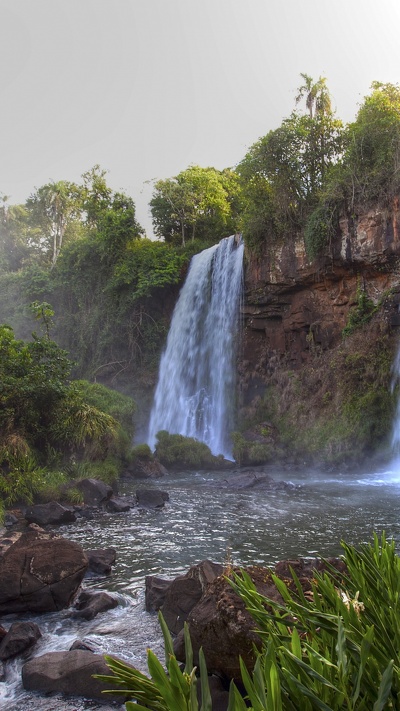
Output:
[97,611,212,710]
[102,534,400,710]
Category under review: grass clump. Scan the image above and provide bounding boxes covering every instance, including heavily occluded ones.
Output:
[155,430,223,470]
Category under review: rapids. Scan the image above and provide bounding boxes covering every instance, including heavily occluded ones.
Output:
[3,465,400,710]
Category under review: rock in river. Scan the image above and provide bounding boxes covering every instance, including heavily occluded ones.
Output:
[0,529,88,614]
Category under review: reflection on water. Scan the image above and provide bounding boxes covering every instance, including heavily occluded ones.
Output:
[3,465,400,709]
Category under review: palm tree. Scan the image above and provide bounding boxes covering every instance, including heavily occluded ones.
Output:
[295,73,331,118]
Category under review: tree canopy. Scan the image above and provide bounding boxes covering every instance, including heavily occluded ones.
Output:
[150,165,242,245]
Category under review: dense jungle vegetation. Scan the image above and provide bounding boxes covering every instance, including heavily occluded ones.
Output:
[1,78,400,506]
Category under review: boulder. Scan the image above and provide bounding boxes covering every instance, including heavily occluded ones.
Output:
[199,676,229,711]
[73,590,118,620]
[4,512,18,528]
[25,501,77,526]
[105,496,132,513]
[69,638,102,653]
[75,478,114,506]
[173,566,276,680]
[136,488,169,509]
[22,650,127,700]
[126,458,168,478]
[218,469,295,491]
[0,529,88,614]
[0,621,42,660]
[161,560,223,634]
[145,575,173,612]
[173,558,346,682]
[86,547,117,575]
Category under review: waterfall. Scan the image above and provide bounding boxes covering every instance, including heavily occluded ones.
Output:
[147,235,244,459]
[391,346,400,458]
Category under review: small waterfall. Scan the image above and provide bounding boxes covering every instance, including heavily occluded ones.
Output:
[391,346,400,459]
[148,235,244,459]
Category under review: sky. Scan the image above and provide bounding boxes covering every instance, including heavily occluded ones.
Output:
[2,0,400,236]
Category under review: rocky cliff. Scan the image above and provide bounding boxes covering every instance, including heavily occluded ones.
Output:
[238,198,400,466]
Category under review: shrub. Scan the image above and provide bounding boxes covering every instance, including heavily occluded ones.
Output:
[131,443,153,461]
[155,431,221,469]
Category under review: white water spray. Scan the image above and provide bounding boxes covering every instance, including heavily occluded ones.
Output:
[391,345,400,466]
[147,235,244,459]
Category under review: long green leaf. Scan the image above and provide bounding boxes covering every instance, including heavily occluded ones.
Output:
[372,660,394,711]
[199,648,211,711]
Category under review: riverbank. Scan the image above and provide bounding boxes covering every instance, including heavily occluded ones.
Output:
[2,464,400,708]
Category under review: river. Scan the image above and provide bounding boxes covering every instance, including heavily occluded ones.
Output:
[3,463,400,710]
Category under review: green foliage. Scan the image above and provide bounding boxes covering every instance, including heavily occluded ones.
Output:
[0,451,46,506]
[304,203,338,260]
[0,324,136,506]
[131,443,153,460]
[342,82,400,205]
[26,179,84,267]
[0,324,72,440]
[98,611,212,711]
[342,284,377,337]
[102,536,400,710]
[150,165,242,246]
[73,380,135,438]
[238,75,344,252]
[231,432,273,466]
[230,533,400,709]
[155,431,223,469]
[67,459,120,486]
[108,239,187,300]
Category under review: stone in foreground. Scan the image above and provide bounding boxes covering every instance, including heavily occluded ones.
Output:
[0,529,88,614]
[22,650,126,701]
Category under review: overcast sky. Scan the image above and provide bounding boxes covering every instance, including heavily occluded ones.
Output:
[2,0,400,236]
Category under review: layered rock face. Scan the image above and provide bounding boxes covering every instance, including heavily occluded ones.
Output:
[241,199,400,404]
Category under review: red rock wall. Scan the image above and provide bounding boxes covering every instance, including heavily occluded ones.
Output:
[241,199,400,402]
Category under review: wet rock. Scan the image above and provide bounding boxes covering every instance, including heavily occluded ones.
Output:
[0,529,88,614]
[199,676,229,711]
[136,488,169,509]
[86,547,117,575]
[126,458,168,478]
[0,621,42,660]
[173,566,274,681]
[73,590,118,620]
[69,638,101,652]
[145,575,173,612]
[4,512,18,528]
[219,469,295,491]
[173,558,347,682]
[75,478,114,506]
[21,650,127,700]
[161,560,223,634]
[105,496,131,513]
[25,501,77,526]
[76,506,95,520]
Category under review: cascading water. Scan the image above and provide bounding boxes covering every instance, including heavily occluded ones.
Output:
[147,235,244,459]
[391,345,400,464]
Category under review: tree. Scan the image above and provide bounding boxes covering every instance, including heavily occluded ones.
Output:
[150,165,241,245]
[341,82,400,205]
[26,180,83,267]
[238,75,343,249]
[295,72,332,118]
[0,198,32,271]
